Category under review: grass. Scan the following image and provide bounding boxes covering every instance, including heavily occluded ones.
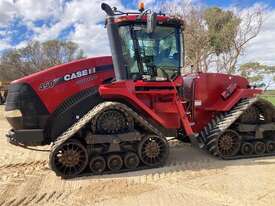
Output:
[262,90,275,105]
[264,90,275,96]
[262,95,275,105]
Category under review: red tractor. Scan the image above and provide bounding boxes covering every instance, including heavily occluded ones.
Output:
[4,3,275,178]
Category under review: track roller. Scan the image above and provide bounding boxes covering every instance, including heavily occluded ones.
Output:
[254,141,266,155]
[89,156,106,175]
[241,142,254,155]
[266,141,275,153]
[124,152,140,169]
[138,135,169,167]
[49,140,89,178]
[107,154,123,172]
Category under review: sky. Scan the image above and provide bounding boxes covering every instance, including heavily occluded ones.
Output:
[0,0,275,66]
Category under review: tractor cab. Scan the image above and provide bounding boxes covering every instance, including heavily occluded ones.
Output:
[100,3,190,133]
[101,3,184,82]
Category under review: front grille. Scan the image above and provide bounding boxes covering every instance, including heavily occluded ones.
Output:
[5,83,49,129]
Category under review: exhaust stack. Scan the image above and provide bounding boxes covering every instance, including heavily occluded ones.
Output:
[101,3,127,81]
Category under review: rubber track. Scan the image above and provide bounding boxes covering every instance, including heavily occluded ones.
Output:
[49,101,166,174]
[199,98,259,158]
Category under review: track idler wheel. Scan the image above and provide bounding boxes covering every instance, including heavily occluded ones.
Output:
[124,152,140,169]
[49,140,89,178]
[241,142,254,155]
[107,154,123,172]
[138,135,169,167]
[266,141,275,153]
[216,130,241,158]
[254,141,266,155]
[89,156,106,175]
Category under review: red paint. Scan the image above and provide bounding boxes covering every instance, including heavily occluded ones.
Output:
[14,56,114,112]
[114,15,173,24]
[186,73,262,132]
[12,54,262,137]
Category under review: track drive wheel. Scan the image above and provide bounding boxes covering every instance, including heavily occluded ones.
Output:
[124,152,140,169]
[216,130,241,158]
[89,156,106,175]
[94,109,131,134]
[240,99,274,124]
[107,154,123,172]
[138,135,169,167]
[49,140,89,178]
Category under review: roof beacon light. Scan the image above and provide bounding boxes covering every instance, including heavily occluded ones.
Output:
[139,2,145,12]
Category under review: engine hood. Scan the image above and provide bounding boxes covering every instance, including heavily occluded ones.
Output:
[13,56,113,85]
[9,56,114,113]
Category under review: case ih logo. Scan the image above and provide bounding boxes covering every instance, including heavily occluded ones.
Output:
[64,68,95,81]
[39,68,96,90]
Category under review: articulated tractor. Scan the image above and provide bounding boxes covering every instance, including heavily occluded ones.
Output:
[4,3,275,178]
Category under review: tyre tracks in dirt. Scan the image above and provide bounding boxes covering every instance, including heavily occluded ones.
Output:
[0,190,71,206]
[0,141,224,206]
[0,160,47,171]
[0,160,48,183]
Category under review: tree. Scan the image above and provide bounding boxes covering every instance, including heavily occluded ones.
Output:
[209,6,263,74]
[184,7,211,72]
[163,2,263,74]
[204,7,240,56]
[239,62,275,90]
[163,2,212,72]
[0,40,85,81]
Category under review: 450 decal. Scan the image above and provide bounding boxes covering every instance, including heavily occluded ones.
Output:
[39,78,61,90]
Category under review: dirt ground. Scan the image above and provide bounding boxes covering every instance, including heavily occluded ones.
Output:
[1,106,275,206]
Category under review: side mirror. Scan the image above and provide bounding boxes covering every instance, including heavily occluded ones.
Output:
[147,12,157,34]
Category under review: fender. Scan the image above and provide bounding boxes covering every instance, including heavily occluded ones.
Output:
[45,87,103,142]
[205,88,262,112]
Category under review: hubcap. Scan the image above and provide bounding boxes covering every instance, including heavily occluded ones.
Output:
[144,141,160,159]
[138,136,169,167]
[254,141,266,154]
[50,140,88,178]
[107,154,123,171]
[241,142,253,155]
[89,156,106,174]
[96,110,128,134]
[58,149,81,167]
[217,130,241,157]
[266,141,275,153]
[124,152,139,169]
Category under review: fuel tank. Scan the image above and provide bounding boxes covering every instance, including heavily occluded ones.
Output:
[182,72,261,132]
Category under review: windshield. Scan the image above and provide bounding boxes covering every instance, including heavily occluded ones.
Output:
[119,24,183,80]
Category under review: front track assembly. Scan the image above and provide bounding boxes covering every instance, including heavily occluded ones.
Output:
[199,98,275,160]
[49,102,169,178]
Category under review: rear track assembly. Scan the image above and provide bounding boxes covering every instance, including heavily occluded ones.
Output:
[199,98,275,160]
